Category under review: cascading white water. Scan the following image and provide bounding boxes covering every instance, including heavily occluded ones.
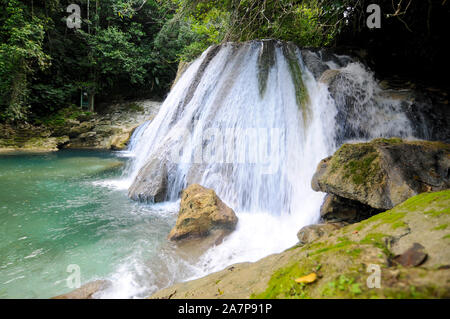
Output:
[105,40,418,296]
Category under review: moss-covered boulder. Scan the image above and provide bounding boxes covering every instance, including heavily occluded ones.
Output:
[168,184,238,242]
[312,138,450,210]
[150,190,450,299]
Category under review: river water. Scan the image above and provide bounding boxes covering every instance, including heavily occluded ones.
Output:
[0,41,422,298]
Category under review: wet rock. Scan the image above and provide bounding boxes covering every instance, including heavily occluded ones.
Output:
[312,138,450,210]
[301,50,329,80]
[151,190,450,299]
[171,61,193,89]
[52,280,110,299]
[168,184,238,241]
[319,69,340,85]
[128,155,168,203]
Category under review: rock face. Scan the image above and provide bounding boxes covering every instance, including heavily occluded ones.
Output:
[0,124,69,152]
[150,190,450,299]
[128,155,168,203]
[318,62,450,145]
[312,138,450,210]
[0,100,161,152]
[320,194,381,223]
[168,184,238,241]
[66,100,161,150]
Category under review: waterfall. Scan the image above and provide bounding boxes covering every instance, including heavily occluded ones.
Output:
[121,40,418,277]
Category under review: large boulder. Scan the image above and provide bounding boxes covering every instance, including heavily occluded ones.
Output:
[168,184,238,241]
[128,156,168,203]
[312,138,450,210]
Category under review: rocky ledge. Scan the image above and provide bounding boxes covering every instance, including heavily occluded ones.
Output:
[0,100,161,152]
[151,189,450,299]
[150,138,450,299]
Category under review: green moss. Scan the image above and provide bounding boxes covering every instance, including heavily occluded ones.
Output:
[345,248,362,258]
[35,106,93,128]
[372,137,403,145]
[251,260,316,299]
[306,241,327,250]
[355,209,406,232]
[282,43,310,125]
[359,232,393,257]
[128,102,144,112]
[328,143,382,187]
[257,40,275,98]
[343,152,379,185]
[381,285,444,299]
[443,234,450,240]
[321,274,362,298]
[310,239,353,256]
[433,224,448,231]
[424,208,450,217]
[360,233,387,245]
[399,190,450,216]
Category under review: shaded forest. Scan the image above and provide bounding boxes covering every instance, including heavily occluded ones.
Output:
[0,0,448,123]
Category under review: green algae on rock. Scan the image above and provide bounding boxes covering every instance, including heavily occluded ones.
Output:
[282,42,310,125]
[312,138,450,210]
[149,190,450,299]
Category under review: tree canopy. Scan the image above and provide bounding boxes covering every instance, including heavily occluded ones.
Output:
[0,0,447,123]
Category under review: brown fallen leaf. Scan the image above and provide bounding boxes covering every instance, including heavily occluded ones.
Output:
[295,272,317,284]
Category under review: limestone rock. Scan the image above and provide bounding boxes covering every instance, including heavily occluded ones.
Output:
[312,138,450,210]
[168,184,238,241]
[128,155,168,203]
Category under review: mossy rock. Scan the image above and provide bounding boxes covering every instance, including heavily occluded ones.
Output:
[312,138,450,210]
[149,190,450,299]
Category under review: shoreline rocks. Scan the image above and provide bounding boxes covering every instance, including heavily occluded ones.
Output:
[51,280,110,299]
[0,100,161,152]
[150,190,450,299]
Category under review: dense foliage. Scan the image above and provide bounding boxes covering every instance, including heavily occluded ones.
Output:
[0,0,447,123]
[0,0,197,122]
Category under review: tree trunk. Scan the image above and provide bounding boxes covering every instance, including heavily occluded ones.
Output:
[88,93,95,112]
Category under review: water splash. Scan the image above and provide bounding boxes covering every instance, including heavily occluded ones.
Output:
[108,40,419,297]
